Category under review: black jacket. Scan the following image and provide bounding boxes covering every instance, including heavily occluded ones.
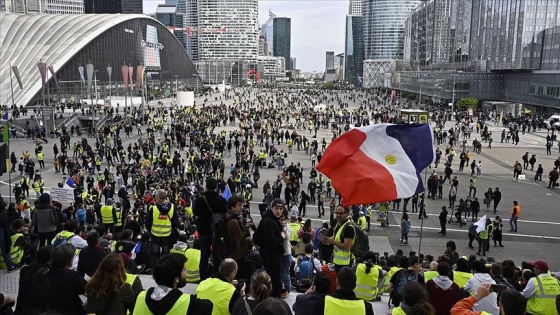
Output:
[255,210,284,258]
[193,191,228,236]
[293,291,325,315]
[313,289,374,315]
[77,245,110,277]
[142,287,213,315]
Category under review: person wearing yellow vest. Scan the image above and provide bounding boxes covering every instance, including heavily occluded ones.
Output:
[452,282,527,315]
[51,219,88,270]
[522,260,560,315]
[115,252,144,295]
[36,151,45,168]
[289,216,301,246]
[509,201,520,232]
[453,258,474,288]
[423,261,439,283]
[100,198,118,234]
[133,253,213,315]
[170,235,201,283]
[323,206,355,273]
[0,219,30,270]
[477,218,493,257]
[146,189,177,269]
[353,252,387,302]
[357,211,367,231]
[313,266,374,315]
[195,258,241,315]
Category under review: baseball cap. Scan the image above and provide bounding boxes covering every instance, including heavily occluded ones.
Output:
[271,198,284,208]
[530,260,548,271]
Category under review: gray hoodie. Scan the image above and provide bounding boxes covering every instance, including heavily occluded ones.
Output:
[432,275,454,290]
[32,204,58,233]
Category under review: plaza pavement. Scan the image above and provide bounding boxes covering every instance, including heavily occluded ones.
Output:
[1,89,560,312]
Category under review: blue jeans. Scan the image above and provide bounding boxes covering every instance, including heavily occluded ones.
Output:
[510,216,518,231]
[0,227,15,269]
[281,254,292,292]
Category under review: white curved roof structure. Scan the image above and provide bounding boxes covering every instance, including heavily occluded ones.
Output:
[0,13,164,107]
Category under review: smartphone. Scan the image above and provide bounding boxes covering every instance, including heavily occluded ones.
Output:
[237,278,246,291]
[491,284,507,293]
[316,232,326,242]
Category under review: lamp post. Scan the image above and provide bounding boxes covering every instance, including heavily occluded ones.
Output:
[451,75,456,118]
[193,74,199,95]
[174,75,178,97]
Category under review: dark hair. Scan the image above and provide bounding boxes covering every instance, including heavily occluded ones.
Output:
[472,260,487,273]
[408,256,420,267]
[337,267,356,291]
[402,281,436,315]
[36,245,54,264]
[245,237,254,249]
[304,243,314,254]
[121,229,133,240]
[50,243,76,269]
[250,269,272,303]
[363,251,376,274]
[11,219,25,230]
[490,263,502,277]
[206,177,218,191]
[446,240,457,251]
[153,254,187,287]
[64,219,79,233]
[398,256,409,268]
[313,272,332,294]
[252,297,290,315]
[500,289,526,315]
[87,232,100,247]
[436,262,452,277]
[228,195,245,209]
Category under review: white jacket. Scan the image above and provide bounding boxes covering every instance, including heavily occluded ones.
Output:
[464,273,500,315]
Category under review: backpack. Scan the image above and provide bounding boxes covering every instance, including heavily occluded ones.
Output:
[302,230,311,244]
[348,222,370,261]
[201,196,231,257]
[468,223,477,237]
[52,234,75,247]
[297,256,316,290]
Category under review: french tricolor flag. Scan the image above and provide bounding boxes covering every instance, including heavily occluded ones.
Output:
[317,123,435,206]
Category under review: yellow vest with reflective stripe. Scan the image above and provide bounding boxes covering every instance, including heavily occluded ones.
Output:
[0,233,24,268]
[151,205,174,238]
[333,220,353,266]
[354,263,380,301]
[37,152,44,160]
[133,290,191,315]
[185,248,201,282]
[115,208,123,227]
[289,223,300,242]
[195,277,235,315]
[100,205,114,224]
[526,274,560,315]
[324,295,365,315]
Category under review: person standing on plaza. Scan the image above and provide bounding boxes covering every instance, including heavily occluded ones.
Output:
[323,205,355,273]
[449,185,457,209]
[522,152,530,169]
[255,198,286,298]
[438,206,448,236]
[469,175,477,198]
[548,167,559,188]
[32,193,58,247]
[529,154,537,170]
[194,177,228,281]
[513,161,522,181]
[509,201,520,232]
[492,187,502,214]
[146,189,178,270]
[399,213,411,246]
[226,196,251,280]
[492,216,504,247]
[535,164,544,183]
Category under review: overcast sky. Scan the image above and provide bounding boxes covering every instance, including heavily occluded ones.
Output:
[144,0,348,72]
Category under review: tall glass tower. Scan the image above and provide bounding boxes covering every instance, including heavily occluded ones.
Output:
[363,0,423,60]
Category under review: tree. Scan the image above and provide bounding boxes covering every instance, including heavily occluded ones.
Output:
[457,97,479,110]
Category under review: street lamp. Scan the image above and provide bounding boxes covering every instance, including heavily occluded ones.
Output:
[193,74,199,95]
[451,75,456,118]
[174,75,178,97]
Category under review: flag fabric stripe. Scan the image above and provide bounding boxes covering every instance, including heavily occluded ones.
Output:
[316,123,434,206]
[221,184,232,201]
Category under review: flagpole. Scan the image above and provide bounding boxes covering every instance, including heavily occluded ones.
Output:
[416,166,429,281]
[8,66,14,203]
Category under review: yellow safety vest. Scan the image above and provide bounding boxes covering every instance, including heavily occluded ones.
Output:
[391,307,406,315]
[526,274,560,315]
[37,152,44,161]
[333,220,353,266]
[126,273,138,286]
[115,208,123,227]
[195,277,235,315]
[151,205,174,238]
[289,223,300,242]
[354,263,380,301]
[185,248,201,283]
[100,205,114,224]
[185,206,193,219]
[0,233,24,268]
[452,271,473,288]
[324,296,365,315]
[358,216,367,231]
[133,290,191,315]
[424,270,439,283]
[33,182,41,192]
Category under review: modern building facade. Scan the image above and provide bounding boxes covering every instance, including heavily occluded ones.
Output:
[0,13,201,108]
[156,4,186,50]
[84,0,142,14]
[196,0,259,61]
[348,0,361,15]
[4,0,83,14]
[184,0,198,62]
[257,56,285,77]
[272,17,291,70]
[362,0,423,60]
[344,14,364,84]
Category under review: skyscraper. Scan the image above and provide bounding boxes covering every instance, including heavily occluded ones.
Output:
[197,0,259,61]
[5,0,83,14]
[348,0,362,15]
[84,0,142,14]
[363,0,422,60]
[345,15,364,83]
[272,17,291,70]
[156,4,186,49]
[184,0,198,62]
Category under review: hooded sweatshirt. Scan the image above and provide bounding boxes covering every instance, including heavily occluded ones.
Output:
[142,285,212,315]
[427,275,461,315]
[146,202,176,233]
[464,273,499,315]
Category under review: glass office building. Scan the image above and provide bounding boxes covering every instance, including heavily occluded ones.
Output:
[272,17,291,70]
[344,15,364,84]
[0,13,201,107]
[362,0,423,60]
